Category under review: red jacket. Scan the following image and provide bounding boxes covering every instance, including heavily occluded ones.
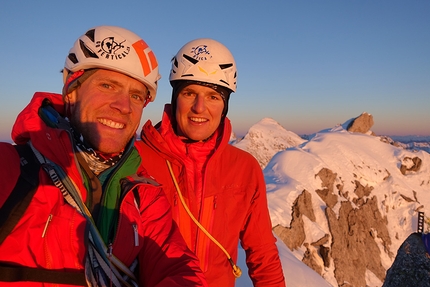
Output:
[0,93,207,287]
[136,105,286,287]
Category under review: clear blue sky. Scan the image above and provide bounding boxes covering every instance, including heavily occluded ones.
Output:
[1,0,429,142]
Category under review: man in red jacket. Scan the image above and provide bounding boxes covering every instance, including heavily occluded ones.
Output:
[136,38,286,287]
[0,26,207,286]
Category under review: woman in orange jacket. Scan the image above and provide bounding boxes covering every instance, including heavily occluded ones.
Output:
[136,38,286,287]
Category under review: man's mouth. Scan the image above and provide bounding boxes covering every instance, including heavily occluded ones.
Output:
[98,118,125,129]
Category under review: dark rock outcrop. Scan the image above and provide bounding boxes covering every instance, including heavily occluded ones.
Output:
[327,197,390,286]
[274,167,393,285]
[347,112,374,134]
[273,190,314,251]
[382,233,430,287]
[400,156,422,175]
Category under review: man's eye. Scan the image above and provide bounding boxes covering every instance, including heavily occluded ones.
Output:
[101,83,111,89]
[131,94,144,101]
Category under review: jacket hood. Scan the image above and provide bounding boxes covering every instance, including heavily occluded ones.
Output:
[11,92,79,178]
[141,104,233,162]
[160,103,232,146]
[12,92,66,145]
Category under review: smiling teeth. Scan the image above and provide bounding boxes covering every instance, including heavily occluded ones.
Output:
[190,117,207,123]
[99,118,124,129]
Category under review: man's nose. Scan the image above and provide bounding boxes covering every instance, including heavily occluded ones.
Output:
[111,93,132,114]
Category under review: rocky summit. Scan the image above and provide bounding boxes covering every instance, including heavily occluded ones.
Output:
[233,112,430,287]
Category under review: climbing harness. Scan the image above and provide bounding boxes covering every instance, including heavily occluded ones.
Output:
[29,141,138,287]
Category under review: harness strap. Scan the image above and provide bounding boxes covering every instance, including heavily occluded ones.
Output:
[29,142,138,287]
[0,144,40,245]
[0,144,87,285]
[0,263,86,285]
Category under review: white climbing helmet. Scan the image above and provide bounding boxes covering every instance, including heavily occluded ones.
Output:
[169,38,237,93]
[64,25,160,100]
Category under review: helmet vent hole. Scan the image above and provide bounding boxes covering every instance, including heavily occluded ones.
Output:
[79,40,98,59]
[172,57,179,68]
[68,53,78,64]
[219,63,233,70]
[183,54,198,64]
[220,79,229,86]
[84,29,96,43]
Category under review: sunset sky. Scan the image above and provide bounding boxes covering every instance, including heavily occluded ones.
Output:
[1,0,429,142]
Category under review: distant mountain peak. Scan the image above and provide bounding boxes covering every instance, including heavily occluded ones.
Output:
[232,117,306,169]
[344,111,375,135]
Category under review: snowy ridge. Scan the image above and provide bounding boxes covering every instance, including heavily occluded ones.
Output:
[232,117,430,287]
[232,118,306,169]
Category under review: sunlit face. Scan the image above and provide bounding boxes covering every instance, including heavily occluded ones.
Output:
[175,84,224,141]
[66,69,149,153]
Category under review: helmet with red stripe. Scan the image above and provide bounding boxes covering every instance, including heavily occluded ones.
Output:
[64,25,160,100]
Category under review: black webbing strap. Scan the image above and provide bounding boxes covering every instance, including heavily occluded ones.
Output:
[0,263,87,285]
[0,144,40,245]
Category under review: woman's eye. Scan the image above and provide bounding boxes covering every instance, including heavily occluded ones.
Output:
[180,92,195,98]
[210,94,223,101]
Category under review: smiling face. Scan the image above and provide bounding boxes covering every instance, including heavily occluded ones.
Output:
[65,69,149,153]
[175,84,225,141]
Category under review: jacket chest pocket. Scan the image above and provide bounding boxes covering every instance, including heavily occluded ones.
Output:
[43,196,88,268]
[112,220,142,266]
[216,186,250,231]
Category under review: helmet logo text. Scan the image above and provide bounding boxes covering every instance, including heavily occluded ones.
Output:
[191,45,212,61]
[96,37,131,60]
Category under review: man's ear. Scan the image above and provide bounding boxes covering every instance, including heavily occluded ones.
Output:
[62,68,69,84]
[64,89,78,105]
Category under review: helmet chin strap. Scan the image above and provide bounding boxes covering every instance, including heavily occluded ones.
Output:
[62,69,84,96]
[62,69,99,96]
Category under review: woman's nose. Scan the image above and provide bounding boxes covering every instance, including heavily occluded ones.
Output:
[191,95,206,113]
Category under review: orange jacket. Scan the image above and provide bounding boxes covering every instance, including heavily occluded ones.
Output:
[136,105,286,287]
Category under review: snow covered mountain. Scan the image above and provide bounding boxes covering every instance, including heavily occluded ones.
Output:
[232,113,430,287]
[232,118,306,169]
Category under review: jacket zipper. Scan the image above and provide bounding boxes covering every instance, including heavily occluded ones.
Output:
[213,195,217,209]
[42,214,53,238]
[100,145,135,245]
[133,224,139,247]
[111,182,143,261]
[108,242,113,257]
